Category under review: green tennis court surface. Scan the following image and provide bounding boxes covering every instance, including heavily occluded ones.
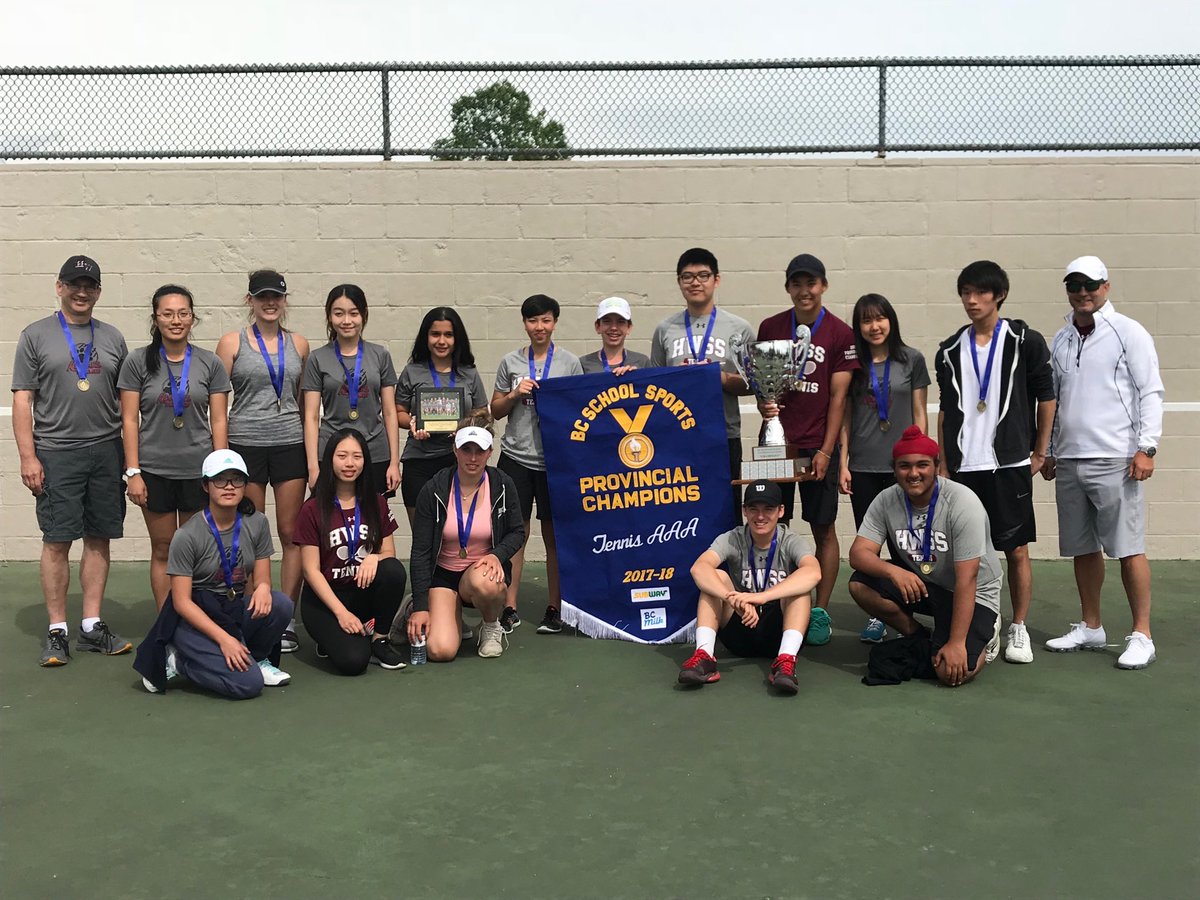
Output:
[2,561,1196,899]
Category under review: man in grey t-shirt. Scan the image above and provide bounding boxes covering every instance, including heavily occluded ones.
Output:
[848,426,1002,688]
[649,248,753,520]
[11,256,133,667]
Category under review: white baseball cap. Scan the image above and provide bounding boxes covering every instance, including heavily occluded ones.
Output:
[1064,256,1108,282]
[455,426,494,451]
[202,448,249,479]
[595,296,632,321]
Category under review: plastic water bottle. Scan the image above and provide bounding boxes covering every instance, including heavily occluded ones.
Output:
[410,635,427,666]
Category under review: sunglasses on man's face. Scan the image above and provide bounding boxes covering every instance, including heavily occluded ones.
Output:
[1064,278,1106,294]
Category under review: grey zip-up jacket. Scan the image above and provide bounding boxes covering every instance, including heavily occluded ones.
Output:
[409,465,525,611]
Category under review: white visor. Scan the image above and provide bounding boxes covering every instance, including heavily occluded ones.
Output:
[455,426,494,450]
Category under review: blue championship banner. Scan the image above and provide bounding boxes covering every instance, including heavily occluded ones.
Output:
[536,365,733,643]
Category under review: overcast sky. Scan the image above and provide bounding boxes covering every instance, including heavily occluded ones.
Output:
[2,0,1195,66]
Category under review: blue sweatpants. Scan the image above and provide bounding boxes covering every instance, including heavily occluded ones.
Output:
[172,592,294,700]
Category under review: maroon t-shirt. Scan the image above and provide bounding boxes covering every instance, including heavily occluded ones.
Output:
[293,495,398,586]
[756,307,859,448]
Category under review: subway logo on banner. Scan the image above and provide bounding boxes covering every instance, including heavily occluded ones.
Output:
[641,607,667,630]
[630,586,671,603]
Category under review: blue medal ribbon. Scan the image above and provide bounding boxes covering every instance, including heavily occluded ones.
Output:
[970,320,1002,411]
[161,344,193,420]
[56,311,94,386]
[528,343,555,381]
[428,361,456,388]
[747,526,779,593]
[336,341,364,418]
[337,499,362,565]
[684,309,717,363]
[252,324,286,405]
[904,479,941,573]
[203,509,243,597]
[453,471,485,558]
[869,358,892,425]
[792,306,824,342]
[600,349,626,373]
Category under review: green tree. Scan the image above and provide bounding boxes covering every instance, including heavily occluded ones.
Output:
[433,80,570,161]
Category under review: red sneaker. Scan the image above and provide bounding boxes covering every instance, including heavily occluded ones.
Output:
[769,653,799,694]
[678,648,720,685]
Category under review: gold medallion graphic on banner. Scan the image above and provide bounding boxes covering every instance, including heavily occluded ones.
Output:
[610,405,656,469]
[618,433,655,469]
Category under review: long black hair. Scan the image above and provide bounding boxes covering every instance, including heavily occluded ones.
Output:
[143,284,195,376]
[850,293,911,398]
[408,307,476,368]
[325,284,368,343]
[314,428,384,554]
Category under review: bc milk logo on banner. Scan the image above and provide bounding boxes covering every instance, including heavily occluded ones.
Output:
[536,366,733,644]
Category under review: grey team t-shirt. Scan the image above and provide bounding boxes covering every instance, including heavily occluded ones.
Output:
[166,508,274,594]
[12,313,128,450]
[649,307,753,440]
[117,345,232,480]
[396,362,489,460]
[847,349,931,473]
[302,341,398,464]
[493,345,584,470]
[858,477,1002,613]
[579,348,653,375]
[708,525,815,595]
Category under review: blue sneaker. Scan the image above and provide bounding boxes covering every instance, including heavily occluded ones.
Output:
[806,608,832,646]
[859,618,886,643]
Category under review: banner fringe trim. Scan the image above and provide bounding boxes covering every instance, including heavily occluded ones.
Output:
[561,601,695,645]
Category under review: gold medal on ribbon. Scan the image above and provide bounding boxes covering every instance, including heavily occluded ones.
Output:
[920,562,934,575]
[77,379,91,392]
[880,420,890,432]
[173,416,184,429]
[977,400,987,412]
[226,587,237,600]
[348,409,359,420]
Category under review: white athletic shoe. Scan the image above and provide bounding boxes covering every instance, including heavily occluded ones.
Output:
[257,659,291,686]
[985,613,1002,663]
[477,621,506,659]
[1116,632,1156,669]
[142,644,180,693]
[1004,622,1034,664]
[1045,622,1107,652]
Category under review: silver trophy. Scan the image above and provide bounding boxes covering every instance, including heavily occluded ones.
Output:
[731,328,812,448]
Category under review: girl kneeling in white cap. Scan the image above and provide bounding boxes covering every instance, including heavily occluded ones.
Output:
[407,415,526,660]
[133,449,293,698]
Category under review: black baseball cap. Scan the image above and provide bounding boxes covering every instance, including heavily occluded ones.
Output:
[743,479,784,507]
[58,255,101,284]
[248,270,288,296]
[785,253,826,281]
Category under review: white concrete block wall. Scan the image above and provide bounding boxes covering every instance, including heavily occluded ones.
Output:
[0,158,1195,561]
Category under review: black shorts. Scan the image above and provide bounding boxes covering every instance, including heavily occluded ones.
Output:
[35,438,125,542]
[498,453,552,522]
[717,599,786,659]
[954,467,1035,551]
[400,454,455,508]
[431,561,513,598]
[229,442,307,486]
[849,470,897,529]
[370,460,396,499]
[142,470,207,515]
[780,446,841,526]
[848,572,997,669]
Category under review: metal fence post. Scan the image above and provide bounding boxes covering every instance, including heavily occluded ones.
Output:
[876,64,887,158]
[381,67,392,160]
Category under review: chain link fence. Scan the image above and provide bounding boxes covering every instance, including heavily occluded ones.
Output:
[2,57,1197,160]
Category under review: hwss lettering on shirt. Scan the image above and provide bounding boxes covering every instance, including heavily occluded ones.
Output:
[893,529,950,554]
[738,567,788,589]
[670,337,728,360]
[329,523,369,579]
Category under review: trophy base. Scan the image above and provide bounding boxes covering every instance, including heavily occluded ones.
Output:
[751,443,805,462]
[739,457,814,482]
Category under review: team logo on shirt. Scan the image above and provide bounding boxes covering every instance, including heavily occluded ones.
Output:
[157,378,193,409]
[63,344,102,376]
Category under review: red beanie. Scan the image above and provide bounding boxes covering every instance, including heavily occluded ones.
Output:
[891,425,939,459]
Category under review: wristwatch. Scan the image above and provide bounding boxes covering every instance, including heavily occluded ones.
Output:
[124,467,141,478]
[1138,447,1157,458]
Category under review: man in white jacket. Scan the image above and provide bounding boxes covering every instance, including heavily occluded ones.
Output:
[1041,256,1164,669]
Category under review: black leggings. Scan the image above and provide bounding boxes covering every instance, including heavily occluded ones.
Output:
[300,557,407,675]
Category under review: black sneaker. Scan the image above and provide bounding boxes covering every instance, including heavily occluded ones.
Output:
[40,629,71,667]
[677,648,720,685]
[315,644,328,659]
[280,627,300,654]
[76,620,133,656]
[500,606,521,634]
[535,605,563,634]
[370,639,407,670]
